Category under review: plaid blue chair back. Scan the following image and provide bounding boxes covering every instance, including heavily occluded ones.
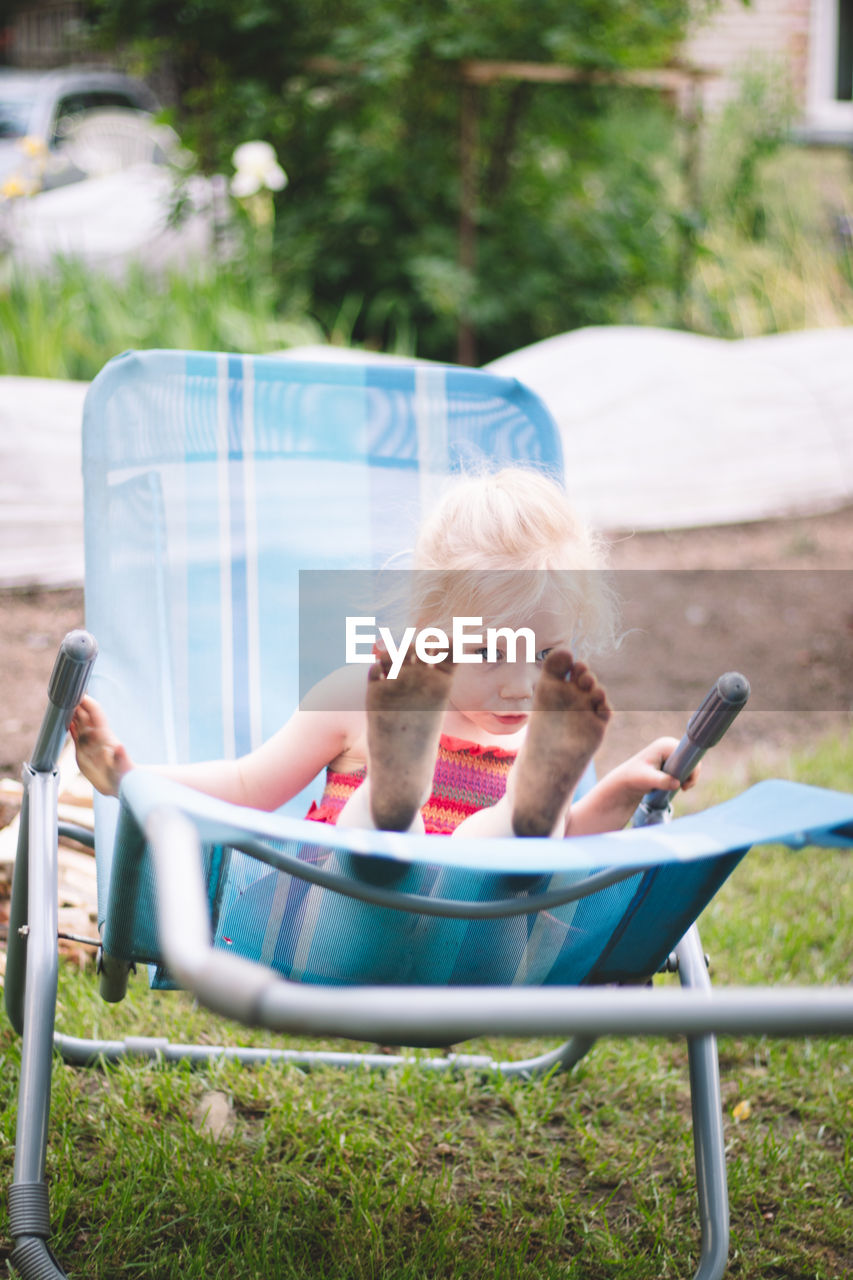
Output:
[84,351,563,795]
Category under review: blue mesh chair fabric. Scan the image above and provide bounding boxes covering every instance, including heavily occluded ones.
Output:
[102,770,853,990]
[82,349,853,995]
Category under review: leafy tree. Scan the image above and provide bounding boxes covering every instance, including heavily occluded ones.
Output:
[85,0,695,360]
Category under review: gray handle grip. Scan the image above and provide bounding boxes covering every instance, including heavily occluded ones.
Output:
[30,630,99,772]
[631,671,750,826]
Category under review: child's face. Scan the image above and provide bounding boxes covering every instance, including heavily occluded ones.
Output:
[447,604,571,737]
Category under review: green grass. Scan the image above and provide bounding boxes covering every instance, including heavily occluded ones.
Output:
[0,259,324,381]
[1,733,851,1278]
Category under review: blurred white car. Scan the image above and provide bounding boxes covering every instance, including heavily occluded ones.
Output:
[0,66,162,191]
[0,66,224,274]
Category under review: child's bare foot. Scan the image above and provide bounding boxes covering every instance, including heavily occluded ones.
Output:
[511,650,611,838]
[366,648,454,831]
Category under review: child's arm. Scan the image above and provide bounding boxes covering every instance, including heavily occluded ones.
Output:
[71,665,365,810]
[566,737,699,836]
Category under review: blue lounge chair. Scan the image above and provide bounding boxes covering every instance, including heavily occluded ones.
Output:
[5,350,852,1280]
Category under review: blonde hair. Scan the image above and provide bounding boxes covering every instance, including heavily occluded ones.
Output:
[410,468,617,654]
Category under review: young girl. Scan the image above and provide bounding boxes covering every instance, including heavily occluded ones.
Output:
[71,468,695,835]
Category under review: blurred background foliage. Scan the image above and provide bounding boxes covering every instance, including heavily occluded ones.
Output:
[3,1,853,375]
[81,0,696,363]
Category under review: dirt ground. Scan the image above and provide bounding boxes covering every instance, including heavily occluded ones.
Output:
[1,503,851,788]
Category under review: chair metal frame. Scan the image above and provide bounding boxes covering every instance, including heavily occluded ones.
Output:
[5,350,852,1280]
[6,640,852,1280]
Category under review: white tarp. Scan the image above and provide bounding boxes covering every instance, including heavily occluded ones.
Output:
[487,326,853,530]
[0,375,88,587]
[2,326,852,587]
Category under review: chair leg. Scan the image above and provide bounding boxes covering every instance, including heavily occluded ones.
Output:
[7,770,69,1280]
[495,1034,597,1079]
[677,924,730,1280]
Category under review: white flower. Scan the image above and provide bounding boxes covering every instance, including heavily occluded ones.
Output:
[230,140,288,198]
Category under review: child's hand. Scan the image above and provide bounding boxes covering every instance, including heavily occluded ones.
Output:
[569,737,701,836]
[69,696,134,797]
[619,736,700,799]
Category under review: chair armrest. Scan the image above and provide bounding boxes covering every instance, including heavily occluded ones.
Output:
[30,631,98,773]
[145,805,853,1041]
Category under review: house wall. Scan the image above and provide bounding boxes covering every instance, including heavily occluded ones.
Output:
[685,0,812,112]
[685,0,853,140]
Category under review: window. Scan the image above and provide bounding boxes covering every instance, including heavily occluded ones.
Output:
[0,92,35,139]
[837,0,853,99]
[807,0,853,138]
[51,91,147,146]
